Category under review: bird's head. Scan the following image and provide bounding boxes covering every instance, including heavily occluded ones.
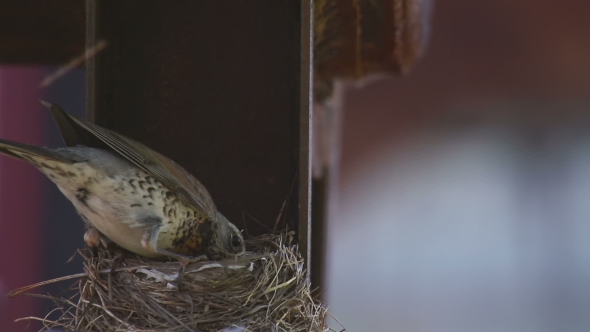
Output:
[208,211,244,260]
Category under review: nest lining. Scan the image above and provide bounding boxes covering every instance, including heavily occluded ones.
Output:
[9,232,331,332]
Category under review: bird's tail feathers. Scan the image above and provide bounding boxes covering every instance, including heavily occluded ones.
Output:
[0,139,72,166]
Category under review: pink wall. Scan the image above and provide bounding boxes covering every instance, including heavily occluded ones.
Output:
[0,67,46,331]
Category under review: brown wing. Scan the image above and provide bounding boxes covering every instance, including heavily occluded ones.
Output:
[41,101,217,218]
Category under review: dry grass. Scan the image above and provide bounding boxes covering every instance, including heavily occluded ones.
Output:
[8,232,331,332]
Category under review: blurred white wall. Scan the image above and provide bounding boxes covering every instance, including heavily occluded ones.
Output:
[327,112,590,331]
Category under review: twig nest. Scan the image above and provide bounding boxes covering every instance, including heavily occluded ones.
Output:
[9,232,329,331]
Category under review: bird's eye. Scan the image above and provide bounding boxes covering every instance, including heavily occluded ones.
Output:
[230,234,242,249]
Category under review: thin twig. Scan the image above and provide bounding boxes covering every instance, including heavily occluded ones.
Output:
[39,40,108,88]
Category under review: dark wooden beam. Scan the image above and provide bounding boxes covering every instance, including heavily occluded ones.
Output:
[0,0,84,64]
[86,0,312,272]
[299,0,314,277]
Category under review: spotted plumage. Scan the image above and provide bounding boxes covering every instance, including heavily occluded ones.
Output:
[0,102,244,263]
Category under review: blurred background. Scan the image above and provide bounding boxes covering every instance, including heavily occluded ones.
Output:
[1,0,590,331]
[325,0,590,331]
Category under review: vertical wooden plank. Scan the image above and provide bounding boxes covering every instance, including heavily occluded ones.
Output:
[86,0,312,270]
[300,0,313,277]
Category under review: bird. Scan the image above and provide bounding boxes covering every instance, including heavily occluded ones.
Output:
[0,101,245,274]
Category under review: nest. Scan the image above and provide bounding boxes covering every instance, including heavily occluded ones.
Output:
[8,232,331,332]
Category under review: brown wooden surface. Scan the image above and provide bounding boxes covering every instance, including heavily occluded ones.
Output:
[86,0,312,271]
[0,0,84,64]
[299,0,313,277]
